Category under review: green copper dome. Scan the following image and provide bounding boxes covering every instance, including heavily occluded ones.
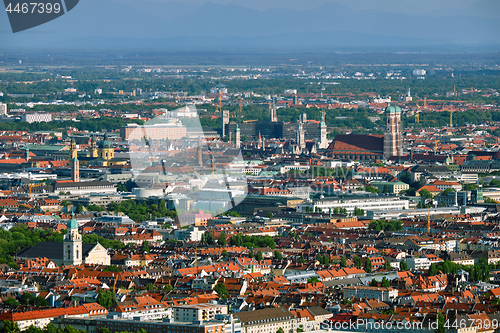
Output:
[235,125,240,132]
[385,105,401,114]
[67,212,78,229]
[98,133,113,149]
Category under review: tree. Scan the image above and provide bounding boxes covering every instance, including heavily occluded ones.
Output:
[213,283,229,299]
[435,312,446,333]
[364,258,373,273]
[96,290,116,308]
[369,278,378,287]
[20,292,36,306]
[274,250,283,261]
[0,320,20,333]
[384,259,391,270]
[256,251,263,262]
[307,277,320,283]
[218,232,227,246]
[75,203,84,214]
[429,263,438,276]
[340,256,347,268]
[116,184,127,192]
[61,200,71,206]
[354,207,365,217]
[462,183,479,191]
[381,277,391,288]
[400,260,408,271]
[267,212,274,219]
[142,240,149,253]
[98,328,111,333]
[277,328,284,333]
[222,250,228,257]
[163,284,174,292]
[419,188,433,201]
[249,249,254,258]
[4,298,19,307]
[45,323,57,333]
[34,296,49,307]
[354,256,362,269]
[206,232,215,245]
[102,266,121,272]
[145,283,155,290]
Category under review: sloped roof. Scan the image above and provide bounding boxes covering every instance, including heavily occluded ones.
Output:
[327,135,384,153]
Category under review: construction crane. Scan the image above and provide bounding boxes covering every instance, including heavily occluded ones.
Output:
[210,153,215,179]
[218,91,222,113]
[194,246,198,270]
[29,184,43,197]
[427,209,431,233]
[112,273,118,293]
[415,103,420,124]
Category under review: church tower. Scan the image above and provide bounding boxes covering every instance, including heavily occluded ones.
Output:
[63,212,82,266]
[383,105,402,159]
[298,114,306,149]
[70,138,79,182]
[318,109,328,149]
[235,124,241,149]
[89,136,98,158]
[270,97,277,122]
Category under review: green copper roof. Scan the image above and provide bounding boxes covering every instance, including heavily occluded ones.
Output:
[98,133,113,149]
[67,212,78,229]
[385,105,401,114]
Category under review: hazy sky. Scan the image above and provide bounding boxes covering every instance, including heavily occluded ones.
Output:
[142,0,486,13]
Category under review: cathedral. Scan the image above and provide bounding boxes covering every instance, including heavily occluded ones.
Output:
[326,105,402,161]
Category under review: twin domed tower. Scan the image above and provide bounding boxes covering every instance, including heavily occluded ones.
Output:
[88,133,115,161]
[69,133,116,182]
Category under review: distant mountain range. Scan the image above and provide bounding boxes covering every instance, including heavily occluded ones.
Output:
[1,0,498,49]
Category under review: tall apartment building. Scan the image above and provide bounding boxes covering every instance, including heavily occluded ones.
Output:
[0,103,7,116]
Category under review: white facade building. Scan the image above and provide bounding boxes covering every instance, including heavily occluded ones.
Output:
[297,196,409,215]
[22,113,52,123]
[0,103,7,116]
[343,286,398,302]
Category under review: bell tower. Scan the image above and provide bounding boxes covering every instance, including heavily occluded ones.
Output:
[63,212,82,266]
[69,138,79,182]
[383,105,402,159]
[318,109,328,149]
[89,136,98,158]
[235,124,241,149]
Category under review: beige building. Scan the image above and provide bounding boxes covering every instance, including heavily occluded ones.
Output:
[343,286,398,302]
[235,307,297,333]
[173,303,228,322]
[121,123,187,141]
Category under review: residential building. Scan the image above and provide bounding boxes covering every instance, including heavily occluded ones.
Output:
[343,286,398,302]
[173,303,228,322]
